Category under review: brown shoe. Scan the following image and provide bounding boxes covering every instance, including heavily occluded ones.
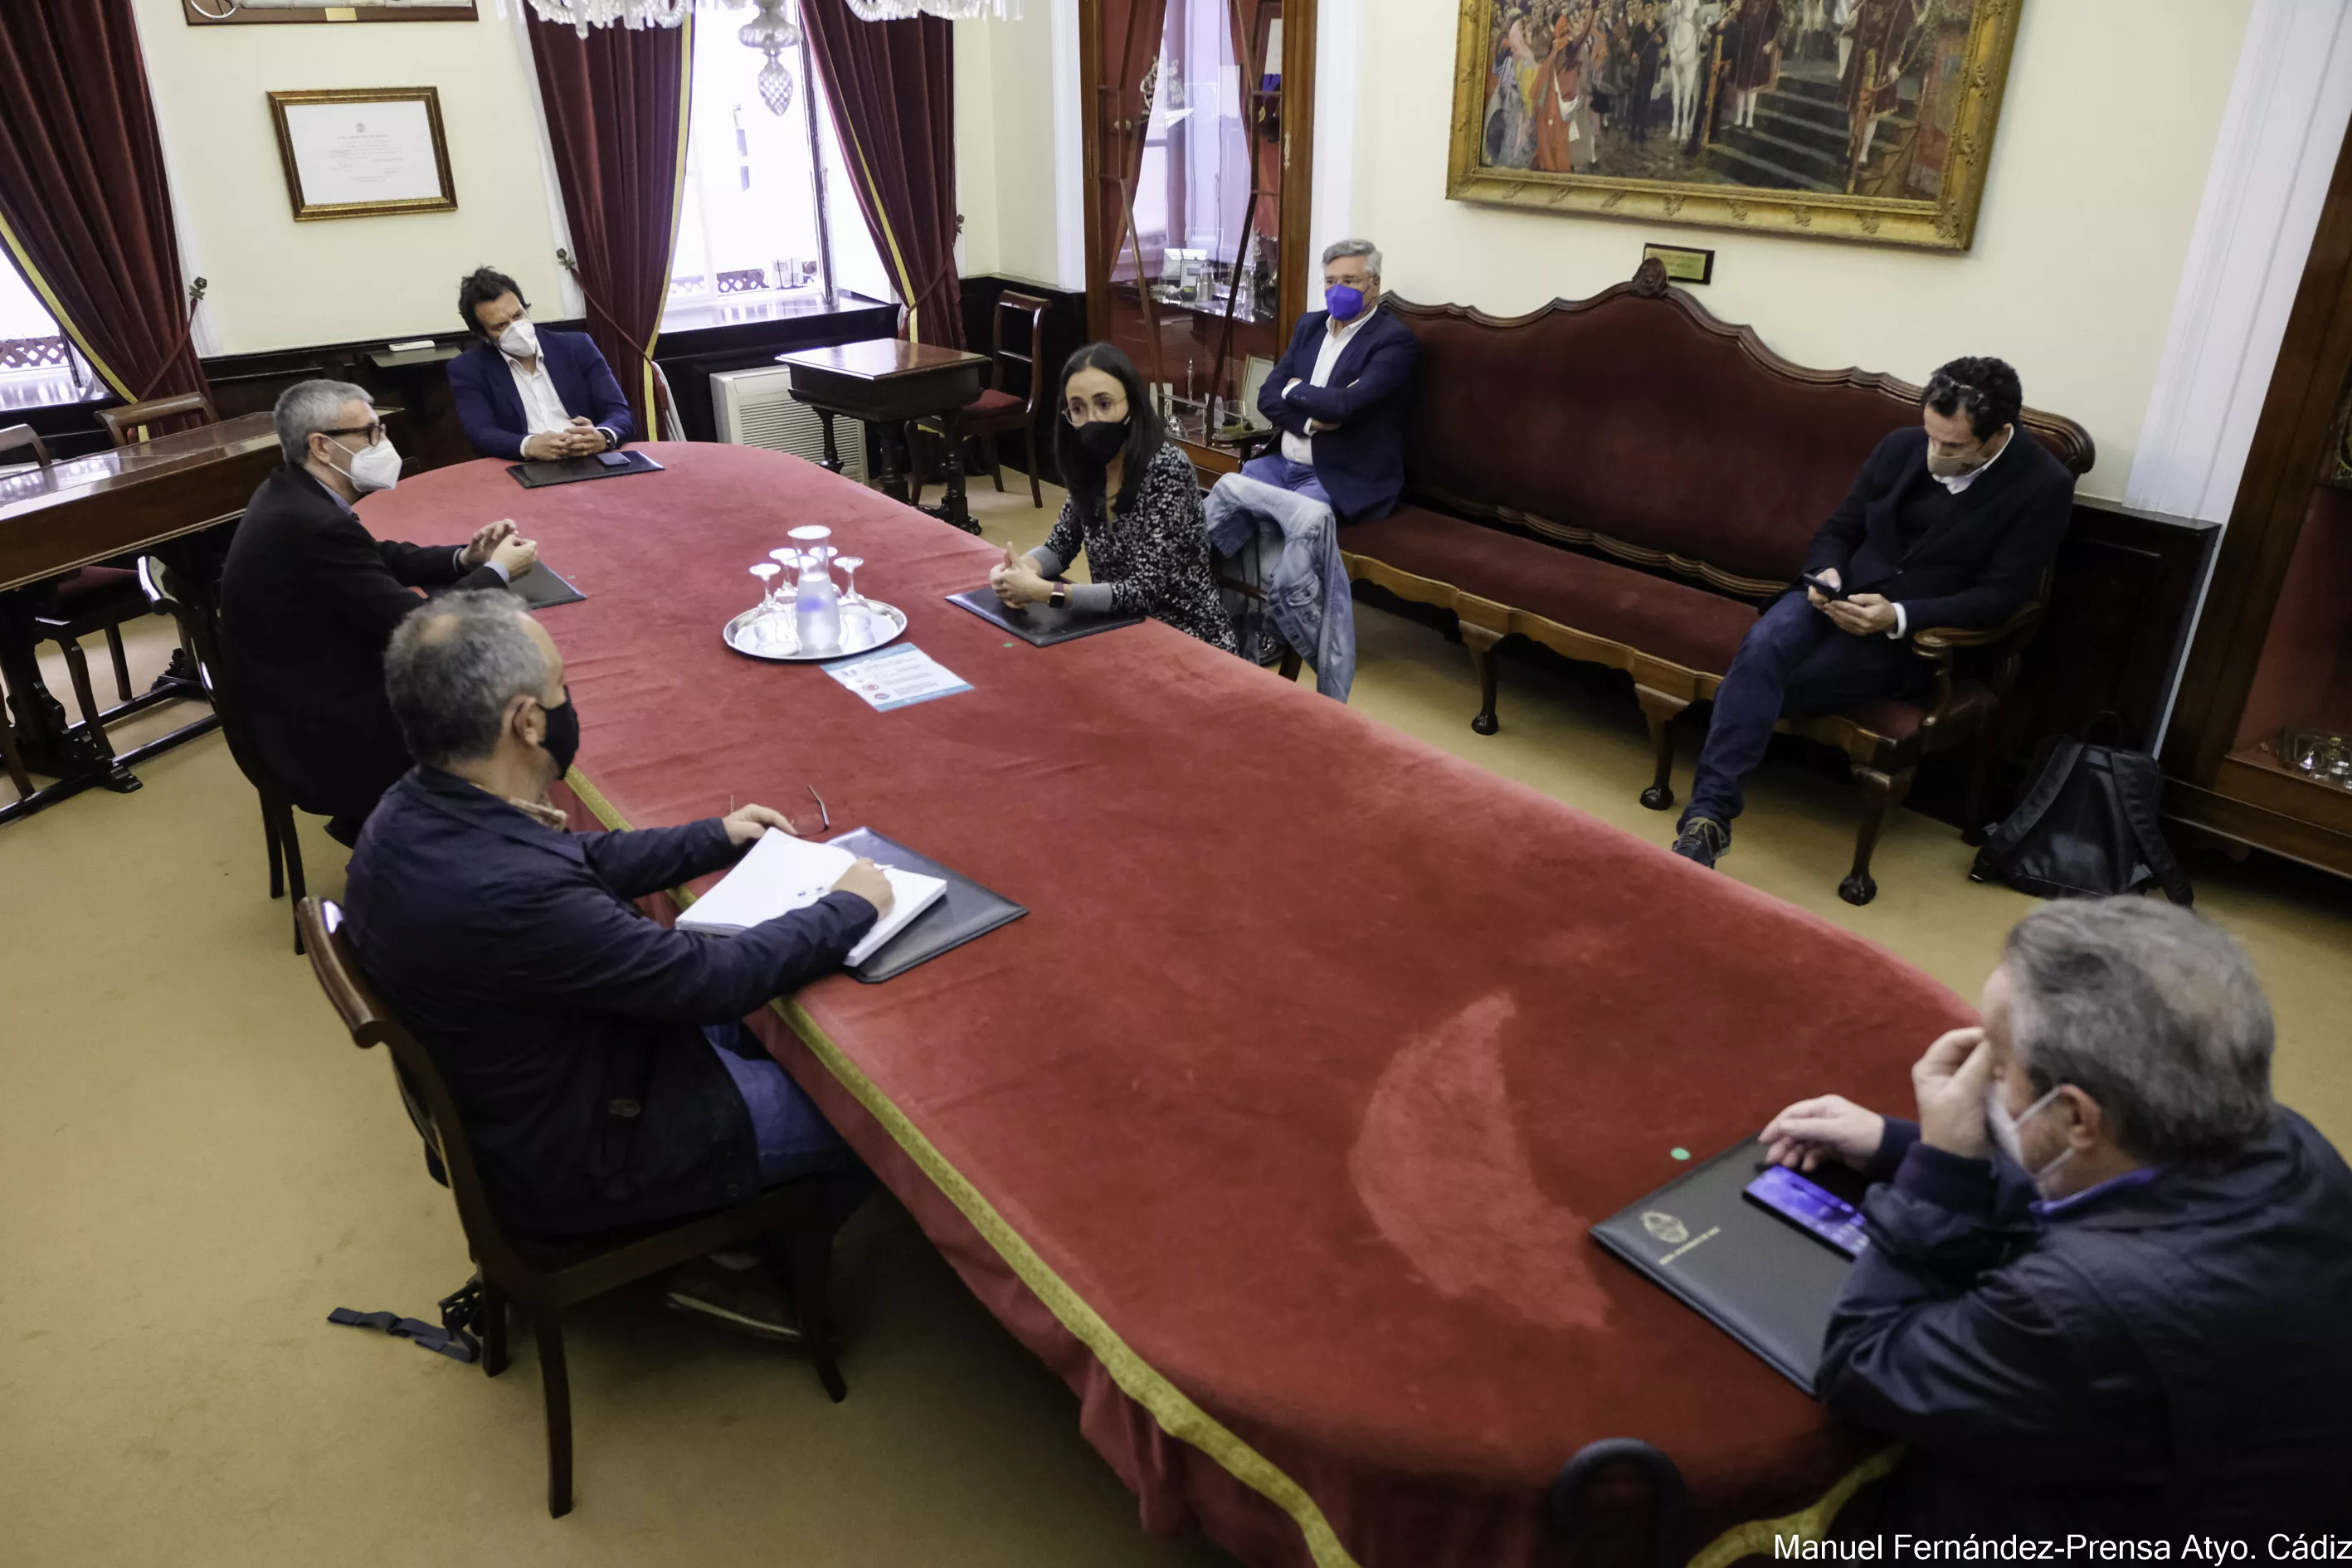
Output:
[664,1258,805,1345]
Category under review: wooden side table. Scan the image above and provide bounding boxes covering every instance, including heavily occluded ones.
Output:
[777,339,991,534]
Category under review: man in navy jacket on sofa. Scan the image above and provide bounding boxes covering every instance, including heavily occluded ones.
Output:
[446,265,635,462]
[1247,238,1418,523]
[1673,356,2076,870]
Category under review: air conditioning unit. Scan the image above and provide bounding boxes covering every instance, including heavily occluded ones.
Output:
[710,364,869,483]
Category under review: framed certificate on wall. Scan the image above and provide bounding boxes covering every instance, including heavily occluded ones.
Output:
[267,87,456,222]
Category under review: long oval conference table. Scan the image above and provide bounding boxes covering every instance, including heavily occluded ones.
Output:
[359,444,1970,1568]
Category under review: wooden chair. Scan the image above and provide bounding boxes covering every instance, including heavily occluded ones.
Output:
[140,555,307,952]
[97,389,220,449]
[296,895,852,1519]
[4,423,160,770]
[913,291,1051,509]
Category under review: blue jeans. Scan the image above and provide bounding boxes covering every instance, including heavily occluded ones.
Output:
[1682,594,1928,829]
[702,1025,873,1226]
[1240,452,1332,506]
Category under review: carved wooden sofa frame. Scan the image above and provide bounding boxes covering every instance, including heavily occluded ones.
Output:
[1340,261,2095,905]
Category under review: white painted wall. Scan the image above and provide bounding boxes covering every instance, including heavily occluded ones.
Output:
[130,0,567,355]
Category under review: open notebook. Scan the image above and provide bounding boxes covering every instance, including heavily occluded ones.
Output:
[674,828,946,968]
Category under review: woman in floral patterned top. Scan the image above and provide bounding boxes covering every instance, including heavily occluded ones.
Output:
[989,343,1239,654]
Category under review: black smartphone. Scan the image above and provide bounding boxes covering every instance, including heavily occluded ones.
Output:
[1799,572,1849,601]
[1743,1165,1870,1258]
[597,450,631,468]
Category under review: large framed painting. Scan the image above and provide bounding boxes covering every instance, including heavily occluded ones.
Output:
[1447,0,2024,251]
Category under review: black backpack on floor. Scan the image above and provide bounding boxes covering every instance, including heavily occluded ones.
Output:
[1970,728,2194,905]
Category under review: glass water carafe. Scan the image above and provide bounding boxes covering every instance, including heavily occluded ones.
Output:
[793,545,841,653]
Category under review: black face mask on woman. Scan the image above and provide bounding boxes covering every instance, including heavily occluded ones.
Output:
[1073,417,1130,465]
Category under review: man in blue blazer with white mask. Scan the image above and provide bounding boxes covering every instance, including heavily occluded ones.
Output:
[446,265,635,462]
[1248,238,1419,523]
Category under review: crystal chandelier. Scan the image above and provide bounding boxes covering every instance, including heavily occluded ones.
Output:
[518,0,1015,30]
[736,0,800,114]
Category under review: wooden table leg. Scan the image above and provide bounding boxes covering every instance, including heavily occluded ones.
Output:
[816,409,845,475]
[871,420,912,504]
[932,408,978,536]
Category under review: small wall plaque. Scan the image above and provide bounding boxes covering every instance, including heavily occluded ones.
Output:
[1642,244,1715,286]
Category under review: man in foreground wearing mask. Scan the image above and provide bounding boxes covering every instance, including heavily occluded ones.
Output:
[1760,897,2352,1538]
[1203,239,1417,699]
[348,592,894,1338]
[221,378,537,845]
[447,265,634,461]
[1671,356,2075,869]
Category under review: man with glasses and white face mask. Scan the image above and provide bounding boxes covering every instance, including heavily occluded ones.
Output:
[1757,897,2352,1540]
[220,378,538,845]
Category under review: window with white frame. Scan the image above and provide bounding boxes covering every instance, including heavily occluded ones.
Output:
[665,19,894,324]
[0,260,99,412]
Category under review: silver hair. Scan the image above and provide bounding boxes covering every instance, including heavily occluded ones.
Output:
[1321,238,1383,278]
[273,377,375,467]
[2002,898,2274,1168]
[383,592,551,769]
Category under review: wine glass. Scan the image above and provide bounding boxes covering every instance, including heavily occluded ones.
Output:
[835,555,865,605]
[750,561,782,610]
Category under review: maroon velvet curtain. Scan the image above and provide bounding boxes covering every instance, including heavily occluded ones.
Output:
[0,0,206,405]
[801,0,963,349]
[525,14,690,436]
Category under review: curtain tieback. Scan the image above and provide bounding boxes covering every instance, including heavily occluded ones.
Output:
[131,277,208,404]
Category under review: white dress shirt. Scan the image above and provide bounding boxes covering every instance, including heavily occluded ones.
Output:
[1280,311,1371,468]
[507,354,577,442]
[1887,427,2013,639]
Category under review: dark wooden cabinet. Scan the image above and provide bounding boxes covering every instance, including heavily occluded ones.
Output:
[1079,0,1317,464]
[2160,111,2352,879]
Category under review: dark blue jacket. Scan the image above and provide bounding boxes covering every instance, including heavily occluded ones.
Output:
[1821,1110,2352,1539]
[344,767,874,1236]
[1803,425,2077,632]
[1256,306,1418,523]
[447,329,635,462]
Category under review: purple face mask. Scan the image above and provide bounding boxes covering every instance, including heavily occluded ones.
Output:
[1325,284,1366,322]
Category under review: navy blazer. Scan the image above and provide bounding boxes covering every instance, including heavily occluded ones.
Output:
[344,767,875,1236]
[1803,425,2077,632]
[1822,1112,2352,1536]
[447,329,635,461]
[1256,306,1418,523]
[219,465,499,822]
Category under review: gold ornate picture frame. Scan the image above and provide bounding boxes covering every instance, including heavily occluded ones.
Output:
[267,87,458,222]
[1447,0,2023,251]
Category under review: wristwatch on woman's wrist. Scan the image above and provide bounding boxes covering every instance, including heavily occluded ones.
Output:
[1049,582,1069,609]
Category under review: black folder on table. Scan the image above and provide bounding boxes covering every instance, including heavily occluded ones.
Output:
[507,564,586,609]
[1589,1142,1865,1391]
[504,450,665,489]
[945,587,1145,647]
[825,828,1025,983]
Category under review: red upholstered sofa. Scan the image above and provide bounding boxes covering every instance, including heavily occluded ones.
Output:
[1341,260,2096,904]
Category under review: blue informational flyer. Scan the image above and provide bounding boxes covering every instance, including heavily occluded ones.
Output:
[822,644,973,712]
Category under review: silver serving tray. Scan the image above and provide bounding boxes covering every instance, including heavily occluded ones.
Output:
[722,599,907,662]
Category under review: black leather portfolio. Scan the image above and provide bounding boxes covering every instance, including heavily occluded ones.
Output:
[1589,1142,1864,1391]
[825,828,1025,983]
[508,565,586,609]
[945,587,1146,646]
[505,450,665,489]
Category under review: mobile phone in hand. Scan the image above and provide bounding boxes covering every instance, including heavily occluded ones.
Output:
[1800,572,1849,601]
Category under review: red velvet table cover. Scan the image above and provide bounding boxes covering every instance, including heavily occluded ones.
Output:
[359,445,1970,1567]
